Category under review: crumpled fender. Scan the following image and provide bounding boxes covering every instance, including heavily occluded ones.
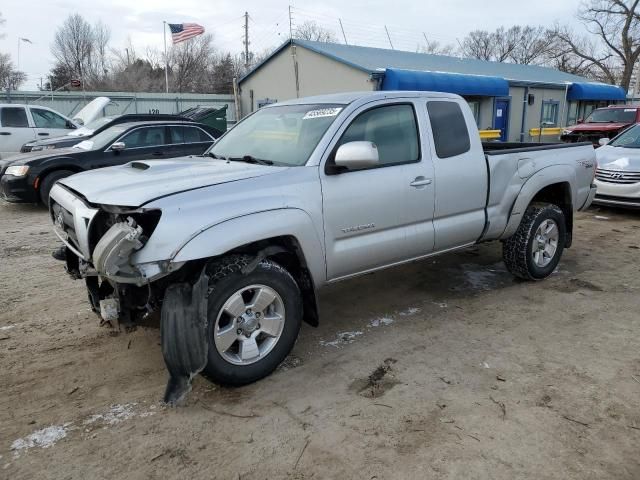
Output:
[161,269,209,405]
[170,208,326,287]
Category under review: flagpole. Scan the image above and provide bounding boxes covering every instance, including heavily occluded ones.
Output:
[163,21,169,93]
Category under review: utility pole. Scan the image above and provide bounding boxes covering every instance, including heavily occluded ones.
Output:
[125,47,130,66]
[243,11,250,70]
[288,5,294,39]
[339,19,348,45]
[163,21,169,93]
[288,5,299,98]
[384,26,394,50]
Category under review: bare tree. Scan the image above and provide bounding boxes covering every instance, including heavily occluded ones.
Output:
[551,0,640,89]
[51,14,111,88]
[459,25,553,64]
[509,26,555,65]
[293,21,337,42]
[168,33,215,92]
[417,38,455,56]
[0,53,26,89]
[459,30,495,60]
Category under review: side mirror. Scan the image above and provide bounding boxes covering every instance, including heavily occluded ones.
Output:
[334,141,379,171]
[111,142,126,152]
[66,120,77,129]
[577,118,584,124]
[598,138,610,146]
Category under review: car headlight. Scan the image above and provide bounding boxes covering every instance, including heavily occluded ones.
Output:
[562,129,572,135]
[31,145,55,151]
[5,165,30,177]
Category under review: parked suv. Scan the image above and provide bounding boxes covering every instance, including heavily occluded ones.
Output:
[49,91,597,403]
[561,105,640,145]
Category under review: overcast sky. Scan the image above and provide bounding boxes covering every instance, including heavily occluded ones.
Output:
[1,0,582,90]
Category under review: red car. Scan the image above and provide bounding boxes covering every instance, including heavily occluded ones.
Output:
[561,105,640,145]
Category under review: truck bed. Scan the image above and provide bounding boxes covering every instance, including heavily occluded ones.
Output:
[482,141,593,155]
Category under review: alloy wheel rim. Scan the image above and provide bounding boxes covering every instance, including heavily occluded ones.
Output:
[531,219,559,268]
[213,284,285,365]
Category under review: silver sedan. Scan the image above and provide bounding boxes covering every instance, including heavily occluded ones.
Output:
[594,124,640,208]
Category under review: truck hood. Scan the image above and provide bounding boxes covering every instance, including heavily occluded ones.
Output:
[566,122,629,132]
[59,157,287,206]
[596,145,640,171]
[72,97,110,126]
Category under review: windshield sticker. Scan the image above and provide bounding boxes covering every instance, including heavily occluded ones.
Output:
[303,107,343,119]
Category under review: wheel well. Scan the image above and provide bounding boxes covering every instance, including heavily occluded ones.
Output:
[530,182,573,248]
[228,236,320,327]
[37,166,81,191]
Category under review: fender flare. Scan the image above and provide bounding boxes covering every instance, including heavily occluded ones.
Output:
[171,208,327,287]
[501,165,575,239]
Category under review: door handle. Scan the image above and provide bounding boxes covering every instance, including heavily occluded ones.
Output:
[410,177,432,187]
[38,132,49,136]
[152,151,164,156]
[0,132,10,136]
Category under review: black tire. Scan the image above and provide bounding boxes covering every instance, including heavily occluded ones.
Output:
[39,170,74,205]
[502,202,566,280]
[201,255,303,386]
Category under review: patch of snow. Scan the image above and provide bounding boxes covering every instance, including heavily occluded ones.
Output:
[482,362,490,369]
[594,215,609,220]
[399,307,421,316]
[369,316,394,328]
[432,302,448,308]
[84,403,138,426]
[0,325,15,331]
[11,423,72,456]
[320,331,363,348]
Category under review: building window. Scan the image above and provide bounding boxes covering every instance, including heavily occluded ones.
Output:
[541,100,560,126]
[466,100,480,125]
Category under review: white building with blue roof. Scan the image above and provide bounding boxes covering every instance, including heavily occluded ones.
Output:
[238,39,626,142]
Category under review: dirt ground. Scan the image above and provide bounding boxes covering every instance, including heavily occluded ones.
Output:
[1,202,639,480]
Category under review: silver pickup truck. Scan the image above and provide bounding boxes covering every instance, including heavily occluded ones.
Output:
[49,91,597,402]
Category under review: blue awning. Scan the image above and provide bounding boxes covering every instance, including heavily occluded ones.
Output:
[381,68,509,97]
[567,82,626,101]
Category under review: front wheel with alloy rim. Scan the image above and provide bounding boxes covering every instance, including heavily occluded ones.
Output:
[202,255,302,386]
[502,202,566,280]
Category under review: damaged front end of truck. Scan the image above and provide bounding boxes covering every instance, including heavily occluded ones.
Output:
[49,184,211,404]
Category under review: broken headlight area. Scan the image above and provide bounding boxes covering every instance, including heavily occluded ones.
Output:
[87,207,163,284]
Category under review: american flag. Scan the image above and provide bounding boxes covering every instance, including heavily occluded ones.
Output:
[168,23,205,44]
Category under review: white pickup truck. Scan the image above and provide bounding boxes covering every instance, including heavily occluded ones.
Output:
[49,91,597,403]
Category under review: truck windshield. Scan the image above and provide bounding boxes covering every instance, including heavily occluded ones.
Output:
[610,124,640,148]
[207,104,344,166]
[585,108,637,123]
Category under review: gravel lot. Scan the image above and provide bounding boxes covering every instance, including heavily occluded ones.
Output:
[1,202,639,479]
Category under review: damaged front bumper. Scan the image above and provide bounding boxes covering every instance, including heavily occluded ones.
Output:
[49,183,210,404]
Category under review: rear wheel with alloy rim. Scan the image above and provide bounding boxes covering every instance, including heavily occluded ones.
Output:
[503,202,566,280]
[202,255,302,386]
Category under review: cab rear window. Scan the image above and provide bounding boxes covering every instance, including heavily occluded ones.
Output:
[427,101,470,159]
[1,107,29,128]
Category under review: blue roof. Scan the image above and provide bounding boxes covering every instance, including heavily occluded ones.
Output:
[567,82,627,101]
[381,68,509,96]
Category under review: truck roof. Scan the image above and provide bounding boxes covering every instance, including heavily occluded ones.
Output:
[272,90,461,106]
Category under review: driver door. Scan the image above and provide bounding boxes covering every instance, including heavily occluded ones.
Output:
[320,101,435,281]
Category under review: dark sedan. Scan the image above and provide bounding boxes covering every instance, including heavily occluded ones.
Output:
[1,120,219,204]
[20,113,221,153]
